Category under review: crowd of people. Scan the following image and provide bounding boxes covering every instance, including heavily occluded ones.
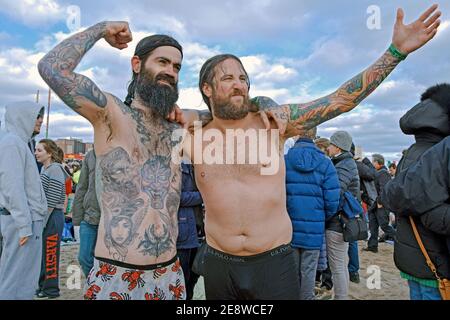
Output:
[0,4,448,301]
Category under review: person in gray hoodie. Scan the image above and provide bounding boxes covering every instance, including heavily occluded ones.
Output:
[0,101,48,300]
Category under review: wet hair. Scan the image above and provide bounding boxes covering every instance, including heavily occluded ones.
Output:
[38,139,63,163]
[124,35,183,106]
[198,54,250,111]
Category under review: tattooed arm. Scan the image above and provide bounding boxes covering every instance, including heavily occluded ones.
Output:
[263,5,441,137]
[37,21,132,123]
[284,50,402,135]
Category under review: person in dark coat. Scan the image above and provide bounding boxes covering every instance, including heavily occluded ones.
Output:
[381,83,450,300]
[177,161,204,300]
[364,153,396,252]
[285,128,340,299]
[355,155,378,212]
[326,130,360,299]
[349,144,377,283]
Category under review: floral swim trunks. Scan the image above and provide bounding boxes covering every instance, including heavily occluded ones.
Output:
[84,256,186,300]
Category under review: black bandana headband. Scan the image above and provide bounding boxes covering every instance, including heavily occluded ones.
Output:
[124,34,183,106]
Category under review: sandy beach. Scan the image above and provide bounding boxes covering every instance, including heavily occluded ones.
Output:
[55,240,409,300]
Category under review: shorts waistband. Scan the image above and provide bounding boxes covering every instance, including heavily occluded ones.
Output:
[206,243,292,263]
[95,255,178,271]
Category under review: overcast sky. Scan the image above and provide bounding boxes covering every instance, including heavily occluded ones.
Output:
[0,0,449,161]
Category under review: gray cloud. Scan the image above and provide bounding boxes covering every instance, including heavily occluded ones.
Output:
[1,0,448,159]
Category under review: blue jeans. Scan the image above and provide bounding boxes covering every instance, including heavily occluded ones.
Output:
[297,248,320,300]
[78,221,98,277]
[348,241,359,274]
[408,280,441,300]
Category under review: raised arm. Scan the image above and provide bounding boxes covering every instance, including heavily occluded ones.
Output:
[264,5,441,137]
[37,21,132,123]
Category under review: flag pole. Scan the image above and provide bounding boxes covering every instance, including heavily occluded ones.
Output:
[46,88,51,139]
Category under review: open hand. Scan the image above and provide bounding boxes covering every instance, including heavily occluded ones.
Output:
[104,21,133,50]
[393,4,441,54]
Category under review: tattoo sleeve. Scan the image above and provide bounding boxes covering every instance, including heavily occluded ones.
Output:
[250,96,280,111]
[37,22,108,118]
[284,50,402,134]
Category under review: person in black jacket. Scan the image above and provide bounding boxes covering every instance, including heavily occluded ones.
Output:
[356,157,378,211]
[381,83,450,300]
[364,154,396,252]
[350,144,377,283]
[326,130,360,300]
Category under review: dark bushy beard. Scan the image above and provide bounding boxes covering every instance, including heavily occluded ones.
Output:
[135,69,179,118]
[212,91,251,120]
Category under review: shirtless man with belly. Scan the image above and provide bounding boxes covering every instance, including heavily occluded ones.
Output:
[184,5,441,299]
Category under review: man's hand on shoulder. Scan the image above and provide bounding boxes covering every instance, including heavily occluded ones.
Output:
[251,96,289,134]
[167,105,187,127]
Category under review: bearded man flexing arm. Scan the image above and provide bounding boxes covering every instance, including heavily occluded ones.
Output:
[37,21,217,300]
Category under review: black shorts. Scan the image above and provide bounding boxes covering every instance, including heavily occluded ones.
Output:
[203,243,300,300]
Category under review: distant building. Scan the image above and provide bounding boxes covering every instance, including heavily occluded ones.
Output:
[56,138,85,155]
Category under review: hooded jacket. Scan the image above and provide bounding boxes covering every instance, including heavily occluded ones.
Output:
[285,138,340,249]
[382,96,450,280]
[326,151,360,233]
[0,101,48,238]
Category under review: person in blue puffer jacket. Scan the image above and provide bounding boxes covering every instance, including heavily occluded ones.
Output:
[285,127,340,300]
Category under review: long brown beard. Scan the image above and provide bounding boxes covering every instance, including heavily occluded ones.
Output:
[212,92,251,120]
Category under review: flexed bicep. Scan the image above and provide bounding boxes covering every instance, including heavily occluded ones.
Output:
[38,21,132,123]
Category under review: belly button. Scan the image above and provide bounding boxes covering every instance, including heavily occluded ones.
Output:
[201,172,206,178]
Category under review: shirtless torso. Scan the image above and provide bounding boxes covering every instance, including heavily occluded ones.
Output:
[93,96,183,265]
[187,113,291,256]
